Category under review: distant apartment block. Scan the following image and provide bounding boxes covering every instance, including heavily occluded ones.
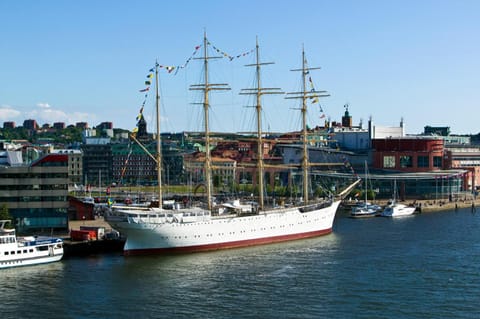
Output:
[76,122,88,129]
[22,119,38,130]
[3,121,16,129]
[53,122,66,130]
[97,122,113,130]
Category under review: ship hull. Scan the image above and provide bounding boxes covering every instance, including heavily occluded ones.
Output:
[107,201,341,255]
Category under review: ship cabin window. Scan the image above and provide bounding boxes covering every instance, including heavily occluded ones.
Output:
[23,249,27,253]
[17,250,21,254]
[10,251,15,255]
[4,252,8,255]
[29,249,34,253]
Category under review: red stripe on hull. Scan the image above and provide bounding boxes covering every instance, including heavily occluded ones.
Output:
[124,228,333,256]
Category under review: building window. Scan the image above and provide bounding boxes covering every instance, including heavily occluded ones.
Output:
[383,156,395,168]
[417,156,429,168]
[433,156,442,168]
[400,156,413,168]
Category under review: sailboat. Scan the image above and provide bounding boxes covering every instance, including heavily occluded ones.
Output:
[380,180,416,217]
[350,161,381,218]
[105,34,359,255]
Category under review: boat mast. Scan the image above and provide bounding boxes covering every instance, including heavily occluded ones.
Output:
[128,62,163,207]
[190,31,230,210]
[240,37,283,210]
[286,47,329,204]
[155,61,163,208]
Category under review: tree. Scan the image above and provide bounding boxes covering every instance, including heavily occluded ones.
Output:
[0,204,12,227]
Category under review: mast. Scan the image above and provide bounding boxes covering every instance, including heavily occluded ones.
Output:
[286,47,330,204]
[190,31,230,210]
[240,37,283,210]
[155,61,163,208]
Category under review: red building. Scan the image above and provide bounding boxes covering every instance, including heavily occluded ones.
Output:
[372,137,444,172]
[3,121,15,129]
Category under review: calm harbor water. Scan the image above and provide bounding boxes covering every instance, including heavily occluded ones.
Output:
[2,208,480,319]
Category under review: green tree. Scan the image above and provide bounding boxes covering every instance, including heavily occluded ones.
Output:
[0,204,12,226]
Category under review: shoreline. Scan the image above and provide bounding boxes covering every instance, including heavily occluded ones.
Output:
[342,197,479,214]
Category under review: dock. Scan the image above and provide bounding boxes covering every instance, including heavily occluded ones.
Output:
[63,217,125,258]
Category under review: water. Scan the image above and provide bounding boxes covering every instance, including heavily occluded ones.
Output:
[2,208,480,319]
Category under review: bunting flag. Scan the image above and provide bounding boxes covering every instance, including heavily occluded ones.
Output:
[307,72,329,120]
[120,147,133,180]
[342,156,358,178]
[150,44,203,76]
[207,39,254,61]
[130,40,253,135]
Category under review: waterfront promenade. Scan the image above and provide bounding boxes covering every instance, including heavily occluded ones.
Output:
[343,196,480,214]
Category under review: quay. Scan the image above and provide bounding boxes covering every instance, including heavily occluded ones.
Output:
[342,196,480,214]
[62,217,125,258]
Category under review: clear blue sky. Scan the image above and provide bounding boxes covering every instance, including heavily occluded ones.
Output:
[1,0,479,135]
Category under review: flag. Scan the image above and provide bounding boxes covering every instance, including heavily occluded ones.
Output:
[145,80,151,85]
[320,114,326,119]
[147,73,153,78]
[139,87,149,92]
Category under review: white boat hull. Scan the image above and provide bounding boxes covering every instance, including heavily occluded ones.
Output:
[381,204,416,217]
[107,201,341,255]
[0,239,64,269]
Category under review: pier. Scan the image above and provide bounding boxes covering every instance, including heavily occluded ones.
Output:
[63,217,125,258]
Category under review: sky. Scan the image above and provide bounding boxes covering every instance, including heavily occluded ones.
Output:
[1,0,479,135]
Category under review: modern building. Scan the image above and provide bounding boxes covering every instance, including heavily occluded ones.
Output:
[372,137,444,172]
[81,138,113,187]
[51,149,83,187]
[0,153,69,233]
[369,136,466,200]
[444,146,480,191]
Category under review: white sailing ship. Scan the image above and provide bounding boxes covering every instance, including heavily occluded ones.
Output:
[0,220,64,269]
[106,34,359,255]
